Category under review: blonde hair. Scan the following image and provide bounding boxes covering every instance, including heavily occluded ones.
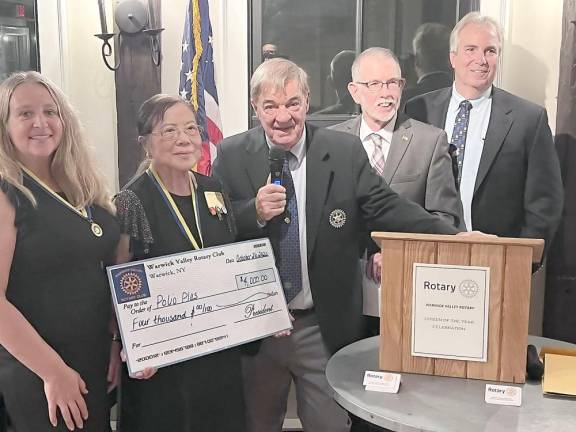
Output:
[0,71,114,213]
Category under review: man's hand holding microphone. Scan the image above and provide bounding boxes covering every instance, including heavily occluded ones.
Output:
[257,145,295,336]
[256,145,288,224]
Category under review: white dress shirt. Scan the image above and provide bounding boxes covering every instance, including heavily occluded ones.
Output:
[266,130,313,310]
[445,85,492,231]
[357,115,396,317]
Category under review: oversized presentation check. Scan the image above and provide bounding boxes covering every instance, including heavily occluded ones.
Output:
[107,238,292,374]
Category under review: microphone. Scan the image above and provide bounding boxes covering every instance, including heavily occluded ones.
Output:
[269,145,286,186]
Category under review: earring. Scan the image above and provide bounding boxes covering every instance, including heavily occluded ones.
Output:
[138,136,149,158]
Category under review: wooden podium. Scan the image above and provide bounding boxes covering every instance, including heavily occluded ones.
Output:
[371,232,543,384]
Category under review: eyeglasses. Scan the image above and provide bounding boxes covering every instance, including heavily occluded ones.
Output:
[355,78,406,92]
[150,124,202,141]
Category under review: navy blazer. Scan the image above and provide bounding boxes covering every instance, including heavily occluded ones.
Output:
[405,87,563,253]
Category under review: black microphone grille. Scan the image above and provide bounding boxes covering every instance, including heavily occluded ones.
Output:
[269,145,286,161]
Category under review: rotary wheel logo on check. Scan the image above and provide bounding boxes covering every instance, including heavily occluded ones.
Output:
[120,272,142,295]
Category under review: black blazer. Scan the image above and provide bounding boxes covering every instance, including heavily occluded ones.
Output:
[117,171,236,259]
[405,87,563,252]
[213,124,458,353]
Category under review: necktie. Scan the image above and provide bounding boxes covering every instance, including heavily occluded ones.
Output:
[450,100,473,187]
[369,133,386,176]
[277,153,302,303]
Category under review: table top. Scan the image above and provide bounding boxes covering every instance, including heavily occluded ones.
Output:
[326,336,576,432]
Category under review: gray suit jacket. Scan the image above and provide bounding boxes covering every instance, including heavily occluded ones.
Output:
[330,114,463,228]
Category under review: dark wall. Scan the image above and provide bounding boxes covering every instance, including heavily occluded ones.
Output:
[544,0,576,343]
[115,0,162,187]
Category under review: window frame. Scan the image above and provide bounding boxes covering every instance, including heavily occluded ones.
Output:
[248,0,480,128]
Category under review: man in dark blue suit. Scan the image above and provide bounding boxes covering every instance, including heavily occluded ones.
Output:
[405,12,563,252]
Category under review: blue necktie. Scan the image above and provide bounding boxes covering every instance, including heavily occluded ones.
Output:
[277,154,302,303]
[450,100,473,187]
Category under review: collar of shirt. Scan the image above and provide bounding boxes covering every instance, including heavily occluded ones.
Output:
[450,84,493,111]
[359,112,396,144]
[265,127,307,169]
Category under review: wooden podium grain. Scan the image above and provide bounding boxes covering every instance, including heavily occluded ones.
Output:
[372,232,543,384]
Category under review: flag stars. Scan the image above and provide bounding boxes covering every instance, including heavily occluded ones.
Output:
[182,41,189,52]
[180,89,188,99]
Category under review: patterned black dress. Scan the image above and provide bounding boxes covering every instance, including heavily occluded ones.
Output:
[115,171,245,432]
[0,177,119,431]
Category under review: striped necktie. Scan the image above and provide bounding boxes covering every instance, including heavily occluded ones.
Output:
[369,133,386,176]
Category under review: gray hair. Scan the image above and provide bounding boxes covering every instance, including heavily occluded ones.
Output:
[250,58,310,101]
[351,47,400,81]
[450,12,503,53]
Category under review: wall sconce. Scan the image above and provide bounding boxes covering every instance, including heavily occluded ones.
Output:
[95,0,164,71]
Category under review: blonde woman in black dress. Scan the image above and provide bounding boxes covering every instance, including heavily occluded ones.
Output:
[115,94,245,432]
[0,72,120,431]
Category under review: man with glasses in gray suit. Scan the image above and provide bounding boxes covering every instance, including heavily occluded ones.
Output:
[331,47,462,321]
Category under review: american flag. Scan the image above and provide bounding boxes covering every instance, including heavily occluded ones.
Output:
[179,0,223,176]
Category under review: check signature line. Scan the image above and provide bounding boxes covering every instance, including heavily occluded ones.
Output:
[140,324,226,348]
[191,292,278,318]
[235,309,282,323]
[215,291,275,308]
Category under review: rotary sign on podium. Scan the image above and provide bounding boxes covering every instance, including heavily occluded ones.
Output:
[371,232,543,384]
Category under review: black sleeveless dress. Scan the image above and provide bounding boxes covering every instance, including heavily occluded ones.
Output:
[115,171,245,432]
[0,177,119,431]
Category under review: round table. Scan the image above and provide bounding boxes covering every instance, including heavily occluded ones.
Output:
[326,336,576,431]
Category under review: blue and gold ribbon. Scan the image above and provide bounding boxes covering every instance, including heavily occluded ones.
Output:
[146,167,203,249]
[19,164,103,237]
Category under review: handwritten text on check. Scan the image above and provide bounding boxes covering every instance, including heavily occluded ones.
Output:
[107,239,292,374]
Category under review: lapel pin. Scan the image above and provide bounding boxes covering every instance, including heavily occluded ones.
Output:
[204,191,228,220]
[329,209,346,228]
